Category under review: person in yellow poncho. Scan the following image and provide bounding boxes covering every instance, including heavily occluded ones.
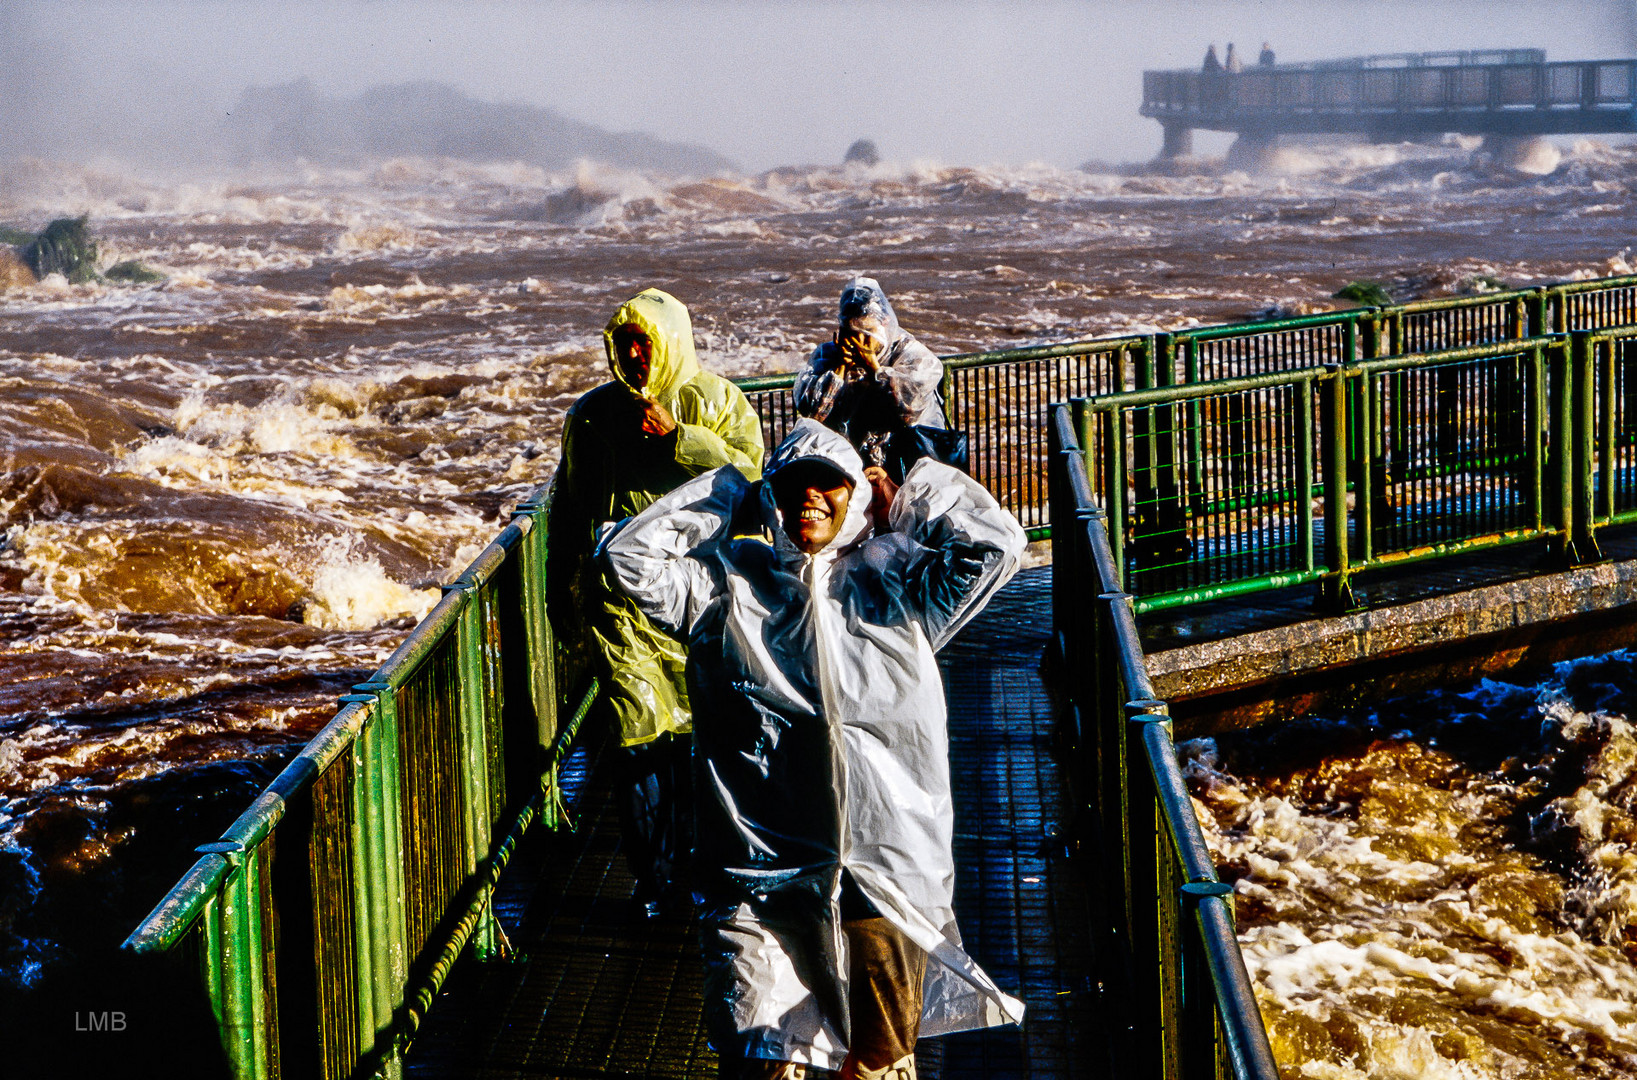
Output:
[546,288,764,915]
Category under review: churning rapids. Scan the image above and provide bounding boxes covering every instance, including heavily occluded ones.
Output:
[5,137,1637,1073]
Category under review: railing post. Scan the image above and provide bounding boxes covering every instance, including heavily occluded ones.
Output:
[1101,408,1129,590]
[1604,334,1622,524]
[348,681,410,1078]
[1180,881,1236,1080]
[1571,330,1601,560]
[1546,339,1576,561]
[1297,377,1317,574]
[511,500,560,754]
[194,840,276,1080]
[450,583,505,961]
[1354,366,1377,565]
[1320,366,1353,608]
[1525,288,1548,338]
[1131,334,1188,596]
[1123,697,1172,1080]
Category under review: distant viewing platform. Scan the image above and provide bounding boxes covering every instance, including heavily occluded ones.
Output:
[1143,49,1637,157]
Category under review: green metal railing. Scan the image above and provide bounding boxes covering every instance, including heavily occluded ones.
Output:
[735,274,1637,539]
[1049,404,1278,1080]
[735,337,1141,537]
[124,487,597,1080]
[122,271,1637,1079]
[1078,337,1575,611]
[1586,325,1637,543]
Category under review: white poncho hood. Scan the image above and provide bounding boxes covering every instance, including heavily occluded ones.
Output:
[600,419,1026,1069]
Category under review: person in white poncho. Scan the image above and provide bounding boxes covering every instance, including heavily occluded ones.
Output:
[599,418,1026,1079]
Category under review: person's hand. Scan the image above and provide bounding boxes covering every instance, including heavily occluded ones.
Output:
[837,331,883,374]
[863,466,898,532]
[636,395,677,436]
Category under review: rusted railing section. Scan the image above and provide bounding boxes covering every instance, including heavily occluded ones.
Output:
[1049,404,1279,1080]
[123,485,597,1080]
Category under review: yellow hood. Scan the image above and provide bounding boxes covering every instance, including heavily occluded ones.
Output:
[603,288,701,402]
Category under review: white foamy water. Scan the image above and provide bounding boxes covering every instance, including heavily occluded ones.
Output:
[4,139,1637,1061]
[1185,653,1637,1078]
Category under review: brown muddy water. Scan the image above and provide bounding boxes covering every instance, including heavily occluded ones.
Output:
[4,138,1637,1072]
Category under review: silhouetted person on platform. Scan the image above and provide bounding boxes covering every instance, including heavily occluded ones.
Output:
[1203,43,1222,72]
[1259,42,1276,67]
[1225,42,1243,73]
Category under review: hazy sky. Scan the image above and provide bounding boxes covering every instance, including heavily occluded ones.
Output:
[8,1,1637,170]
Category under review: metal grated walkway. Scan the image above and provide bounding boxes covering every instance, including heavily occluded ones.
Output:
[407,566,1110,1078]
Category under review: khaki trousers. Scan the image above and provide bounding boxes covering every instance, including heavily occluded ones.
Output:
[726,917,926,1080]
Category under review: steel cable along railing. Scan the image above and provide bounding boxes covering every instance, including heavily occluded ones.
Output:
[123,487,599,1080]
[1049,404,1279,1080]
[1079,338,1579,612]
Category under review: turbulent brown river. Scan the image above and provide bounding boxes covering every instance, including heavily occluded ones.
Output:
[5,138,1637,1073]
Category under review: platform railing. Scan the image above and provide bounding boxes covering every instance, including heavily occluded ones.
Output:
[1580,325,1637,549]
[1078,337,1573,611]
[734,273,1637,541]
[1143,58,1637,118]
[123,486,598,1080]
[1049,404,1279,1080]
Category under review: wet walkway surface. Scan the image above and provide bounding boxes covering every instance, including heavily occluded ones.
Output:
[406,565,1111,1078]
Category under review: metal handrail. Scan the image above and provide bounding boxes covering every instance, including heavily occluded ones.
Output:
[1050,402,1279,1080]
[124,484,590,1080]
[122,270,1637,1078]
[1079,336,1576,611]
[728,274,1637,540]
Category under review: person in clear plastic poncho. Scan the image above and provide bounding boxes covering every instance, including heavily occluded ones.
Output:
[599,419,1026,1079]
[794,277,949,482]
[546,287,764,913]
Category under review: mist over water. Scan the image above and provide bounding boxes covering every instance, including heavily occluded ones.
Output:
[4,1,1636,169]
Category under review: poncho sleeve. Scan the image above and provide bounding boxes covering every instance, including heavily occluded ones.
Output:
[878,333,947,428]
[671,372,765,480]
[793,342,847,422]
[597,465,752,635]
[887,457,1027,651]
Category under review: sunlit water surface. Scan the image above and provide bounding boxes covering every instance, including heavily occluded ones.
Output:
[4,139,1637,1071]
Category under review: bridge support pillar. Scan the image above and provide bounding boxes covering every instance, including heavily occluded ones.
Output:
[1159,122,1193,159]
[1225,131,1277,171]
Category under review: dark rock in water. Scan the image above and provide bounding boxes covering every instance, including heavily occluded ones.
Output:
[521,184,619,224]
[226,79,738,176]
[1333,280,1394,308]
[25,217,97,284]
[844,139,880,166]
[105,260,163,285]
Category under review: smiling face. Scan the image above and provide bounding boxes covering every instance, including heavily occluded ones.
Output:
[772,460,855,554]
